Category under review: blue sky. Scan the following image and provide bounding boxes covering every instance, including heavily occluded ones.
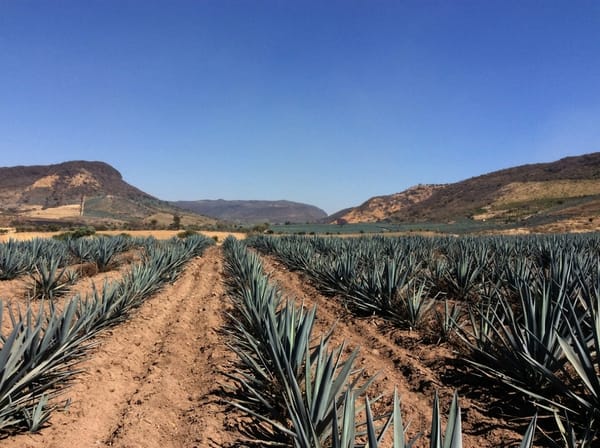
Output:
[1,1,599,214]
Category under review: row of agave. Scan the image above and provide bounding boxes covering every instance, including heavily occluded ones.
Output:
[0,234,214,434]
[66,234,136,272]
[222,236,536,447]
[0,239,69,280]
[0,234,139,282]
[1,235,147,301]
[248,234,600,446]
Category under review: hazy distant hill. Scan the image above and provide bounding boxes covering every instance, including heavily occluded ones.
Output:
[330,152,600,231]
[0,161,216,227]
[173,199,327,224]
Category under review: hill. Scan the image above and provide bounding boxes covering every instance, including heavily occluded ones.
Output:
[172,199,327,224]
[328,184,446,223]
[0,161,216,228]
[330,152,600,232]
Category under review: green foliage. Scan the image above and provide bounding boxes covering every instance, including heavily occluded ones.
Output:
[434,300,462,343]
[22,395,53,433]
[52,226,96,240]
[0,241,28,280]
[177,229,197,239]
[169,213,181,230]
[251,222,270,233]
[28,257,70,300]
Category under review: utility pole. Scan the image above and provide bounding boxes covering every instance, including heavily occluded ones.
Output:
[80,194,85,216]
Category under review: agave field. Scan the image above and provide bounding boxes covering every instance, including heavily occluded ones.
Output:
[245,233,600,447]
[0,231,599,447]
[0,234,214,437]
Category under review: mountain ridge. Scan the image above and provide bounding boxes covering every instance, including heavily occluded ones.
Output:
[172,199,327,224]
[0,160,216,228]
[3,154,600,233]
[329,152,600,230]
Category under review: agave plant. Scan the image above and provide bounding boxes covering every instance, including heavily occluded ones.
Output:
[223,238,380,446]
[334,389,538,448]
[401,281,434,330]
[430,391,462,448]
[0,241,27,280]
[20,394,53,433]
[64,269,80,285]
[28,257,70,300]
[66,237,92,264]
[457,271,578,402]
[88,237,121,272]
[443,251,486,301]
[434,299,462,343]
[0,298,95,431]
[552,411,596,448]
[553,281,600,425]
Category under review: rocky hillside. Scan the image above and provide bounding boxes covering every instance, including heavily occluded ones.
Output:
[0,161,150,205]
[328,184,445,223]
[330,152,600,230]
[173,199,327,224]
[0,161,216,227]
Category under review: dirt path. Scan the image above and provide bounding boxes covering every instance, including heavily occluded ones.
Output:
[3,246,238,448]
[259,253,522,448]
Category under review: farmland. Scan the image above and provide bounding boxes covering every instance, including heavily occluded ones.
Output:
[0,232,598,447]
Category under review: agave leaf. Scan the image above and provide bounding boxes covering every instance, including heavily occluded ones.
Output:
[519,414,537,448]
[393,388,405,448]
[430,392,441,448]
[443,392,462,448]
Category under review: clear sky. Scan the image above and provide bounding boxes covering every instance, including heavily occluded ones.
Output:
[1,1,599,214]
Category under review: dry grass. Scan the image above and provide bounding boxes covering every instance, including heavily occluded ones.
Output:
[0,230,62,242]
[496,180,600,204]
[471,180,600,221]
[99,229,246,241]
[22,204,82,219]
[0,229,246,243]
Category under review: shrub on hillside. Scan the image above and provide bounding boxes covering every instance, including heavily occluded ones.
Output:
[177,229,198,239]
[53,226,96,240]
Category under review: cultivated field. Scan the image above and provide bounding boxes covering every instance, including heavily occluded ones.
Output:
[0,233,598,447]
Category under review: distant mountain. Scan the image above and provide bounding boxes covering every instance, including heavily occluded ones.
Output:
[0,161,216,227]
[172,199,327,224]
[329,152,600,231]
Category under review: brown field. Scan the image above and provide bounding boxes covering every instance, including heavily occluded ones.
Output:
[496,180,600,205]
[17,204,83,220]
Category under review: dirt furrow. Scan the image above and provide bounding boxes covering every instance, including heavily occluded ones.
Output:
[258,253,521,448]
[2,246,238,448]
[104,246,236,448]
